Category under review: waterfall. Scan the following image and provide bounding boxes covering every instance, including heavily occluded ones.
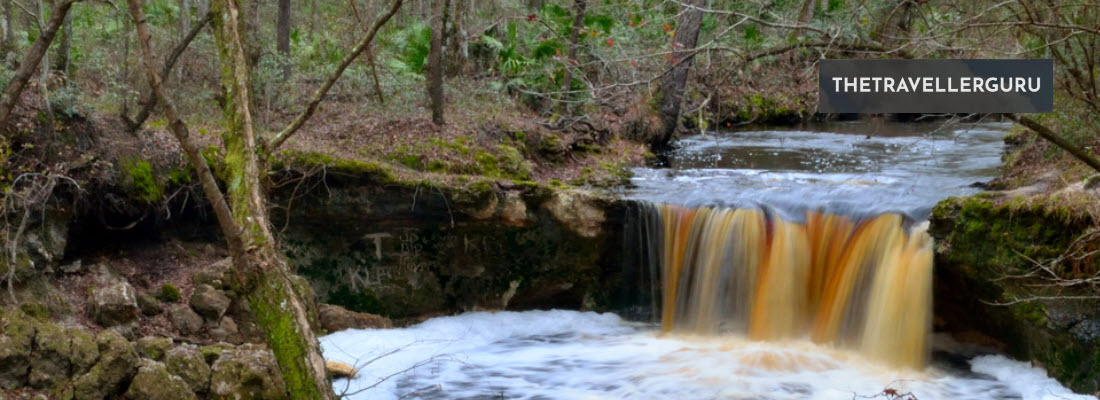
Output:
[634,202,933,369]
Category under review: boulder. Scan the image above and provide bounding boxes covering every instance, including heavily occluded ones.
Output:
[70,330,138,400]
[165,344,211,395]
[193,258,233,290]
[168,304,204,336]
[137,292,163,316]
[190,284,231,321]
[318,304,392,333]
[125,359,197,400]
[209,344,287,400]
[89,279,140,327]
[209,317,241,344]
[136,336,174,361]
[0,310,36,389]
[67,328,99,376]
[28,322,70,389]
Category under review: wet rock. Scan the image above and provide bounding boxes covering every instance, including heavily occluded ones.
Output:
[0,310,35,389]
[136,336,174,361]
[190,284,231,321]
[137,292,163,316]
[165,344,211,395]
[28,321,70,388]
[126,359,197,400]
[325,361,356,379]
[89,278,140,327]
[542,190,606,238]
[71,330,138,400]
[168,304,203,336]
[318,304,392,333]
[209,344,287,400]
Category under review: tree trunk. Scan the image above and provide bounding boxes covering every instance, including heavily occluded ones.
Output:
[558,0,585,115]
[207,0,335,397]
[427,0,444,125]
[54,12,72,75]
[179,0,191,41]
[1,0,12,56]
[790,0,815,39]
[277,0,290,79]
[653,0,703,151]
[444,0,466,76]
[0,0,75,126]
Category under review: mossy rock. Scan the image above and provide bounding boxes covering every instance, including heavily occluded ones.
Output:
[70,330,138,400]
[126,359,197,400]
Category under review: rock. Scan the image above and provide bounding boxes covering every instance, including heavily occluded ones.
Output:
[542,190,606,238]
[325,361,357,379]
[108,322,139,341]
[71,330,138,400]
[67,328,99,376]
[193,258,233,291]
[136,336,174,361]
[126,359,197,400]
[209,317,241,344]
[0,310,36,389]
[318,304,392,333]
[190,284,231,321]
[89,278,140,327]
[168,304,203,336]
[199,343,235,365]
[209,344,287,400]
[28,321,70,389]
[501,192,530,226]
[165,344,211,395]
[138,292,163,316]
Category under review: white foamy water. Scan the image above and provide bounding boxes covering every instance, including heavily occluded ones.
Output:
[321,310,1095,400]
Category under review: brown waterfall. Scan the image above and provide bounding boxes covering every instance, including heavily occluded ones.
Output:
[638,203,933,369]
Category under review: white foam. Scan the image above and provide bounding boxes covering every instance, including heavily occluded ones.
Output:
[321,310,1097,400]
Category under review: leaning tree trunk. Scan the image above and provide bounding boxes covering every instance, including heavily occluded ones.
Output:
[427,0,444,125]
[207,0,335,397]
[653,0,703,151]
[0,0,76,126]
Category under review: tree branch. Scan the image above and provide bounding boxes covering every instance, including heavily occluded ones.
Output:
[124,10,213,132]
[1005,114,1100,174]
[0,0,78,127]
[267,0,403,151]
[126,0,244,256]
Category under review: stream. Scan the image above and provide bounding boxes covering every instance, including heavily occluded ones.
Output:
[321,121,1097,400]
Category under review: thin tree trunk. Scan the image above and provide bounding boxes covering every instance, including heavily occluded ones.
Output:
[125,10,212,131]
[54,12,72,75]
[179,0,191,40]
[1,0,12,55]
[0,0,75,127]
[427,0,444,125]
[445,0,466,76]
[653,0,704,151]
[791,0,815,39]
[347,0,384,103]
[558,0,585,115]
[277,0,290,78]
[36,0,53,134]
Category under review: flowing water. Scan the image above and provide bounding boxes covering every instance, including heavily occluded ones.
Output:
[323,121,1098,400]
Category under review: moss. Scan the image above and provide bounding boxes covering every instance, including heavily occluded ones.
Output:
[246,271,329,400]
[278,150,396,183]
[121,158,164,203]
[496,144,532,180]
[18,302,51,320]
[200,343,234,365]
[158,283,182,303]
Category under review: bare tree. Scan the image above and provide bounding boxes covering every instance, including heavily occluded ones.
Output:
[124,11,213,131]
[427,0,444,125]
[653,0,704,151]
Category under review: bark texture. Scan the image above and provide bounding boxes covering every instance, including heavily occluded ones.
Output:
[653,0,704,151]
[427,0,444,125]
[0,0,77,126]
